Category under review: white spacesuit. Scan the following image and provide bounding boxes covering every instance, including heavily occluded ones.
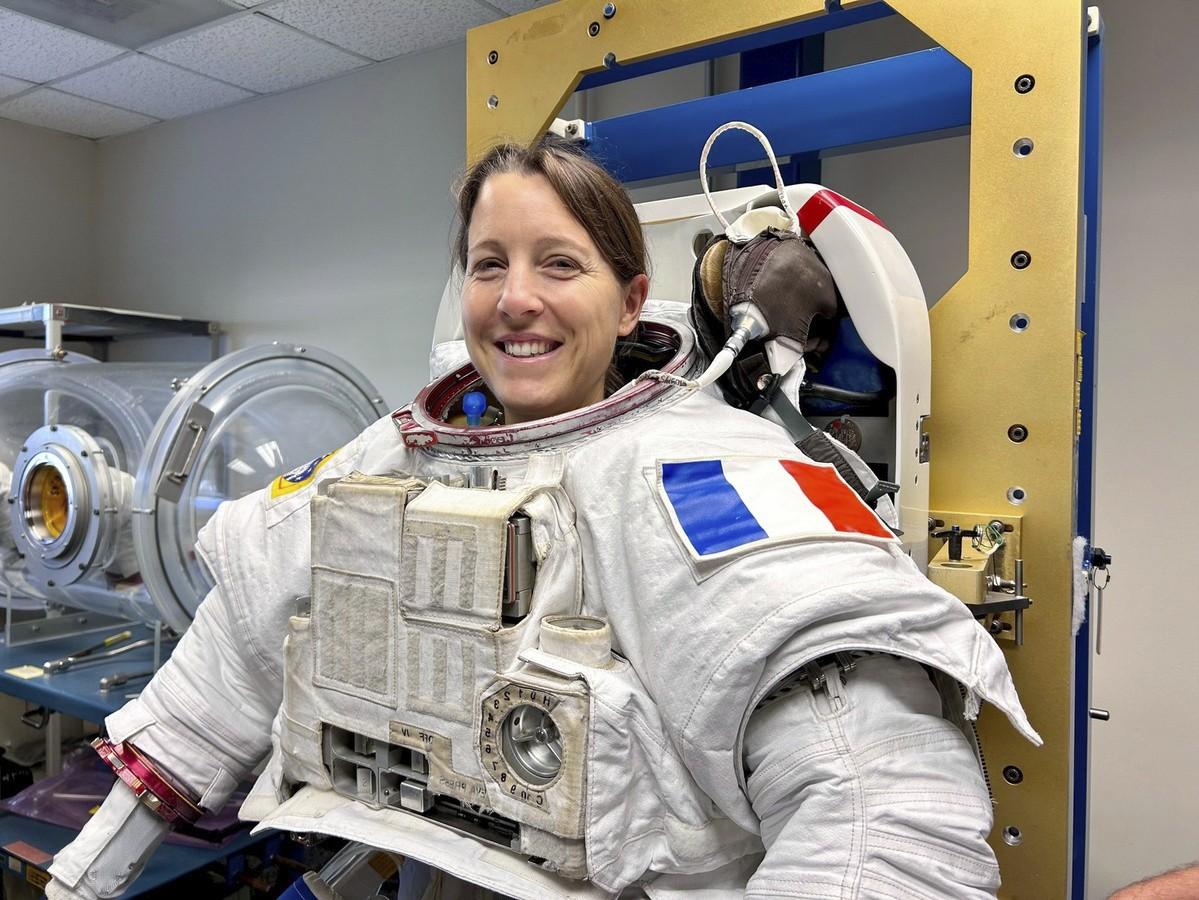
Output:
[48,305,1039,900]
[50,125,1038,896]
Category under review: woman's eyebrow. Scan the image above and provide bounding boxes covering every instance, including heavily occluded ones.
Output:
[467,238,504,255]
[469,236,591,256]
[534,236,590,255]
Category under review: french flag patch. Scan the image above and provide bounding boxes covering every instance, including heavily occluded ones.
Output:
[657,457,896,561]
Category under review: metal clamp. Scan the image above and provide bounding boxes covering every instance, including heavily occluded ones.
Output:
[20,705,50,730]
[1088,546,1112,654]
[760,653,858,708]
[92,737,204,825]
[965,558,1031,645]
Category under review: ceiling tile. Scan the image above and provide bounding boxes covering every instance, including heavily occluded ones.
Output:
[487,0,556,14]
[263,0,498,62]
[0,73,33,100]
[55,53,254,120]
[0,87,157,138]
[0,7,124,82]
[2,0,240,51]
[146,13,367,93]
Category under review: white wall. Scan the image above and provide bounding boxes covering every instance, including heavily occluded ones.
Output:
[1087,0,1199,895]
[90,50,724,387]
[822,15,967,306]
[0,118,97,309]
[94,42,466,406]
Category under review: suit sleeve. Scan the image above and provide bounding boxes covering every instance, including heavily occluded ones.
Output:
[741,654,1002,900]
[47,581,284,898]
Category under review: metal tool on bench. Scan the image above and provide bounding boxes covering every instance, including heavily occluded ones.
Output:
[40,630,132,674]
[43,633,173,674]
[99,670,155,693]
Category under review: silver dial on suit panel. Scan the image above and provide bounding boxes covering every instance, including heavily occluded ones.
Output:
[501,704,563,785]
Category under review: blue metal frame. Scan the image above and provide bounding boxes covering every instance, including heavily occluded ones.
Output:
[585,47,970,183]
[1072,21,1105,900]
[575,2,892,91]
[737,36,825,185]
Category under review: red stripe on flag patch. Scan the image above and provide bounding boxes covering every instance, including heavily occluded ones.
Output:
[778,459,892,539]
[797,188,888,234]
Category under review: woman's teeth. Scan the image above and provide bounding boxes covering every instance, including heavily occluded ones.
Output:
[503,340,556,357]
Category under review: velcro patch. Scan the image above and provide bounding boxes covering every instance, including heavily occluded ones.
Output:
[654,456,896,563]
[269,451,335,500]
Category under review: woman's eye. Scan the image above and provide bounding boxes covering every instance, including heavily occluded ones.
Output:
[547,257,579,272]
[472,259,504,274]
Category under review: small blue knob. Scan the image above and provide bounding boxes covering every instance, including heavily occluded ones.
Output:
[463,391,487,427]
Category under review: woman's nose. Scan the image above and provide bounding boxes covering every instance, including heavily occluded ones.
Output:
[496,264,543,320]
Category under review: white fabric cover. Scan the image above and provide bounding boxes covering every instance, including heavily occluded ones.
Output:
[46,782,168,899]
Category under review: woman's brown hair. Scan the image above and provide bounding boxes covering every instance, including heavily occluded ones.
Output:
[453,135,648,284]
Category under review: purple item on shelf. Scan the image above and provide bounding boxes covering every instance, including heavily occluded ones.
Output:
[1,745,251,848]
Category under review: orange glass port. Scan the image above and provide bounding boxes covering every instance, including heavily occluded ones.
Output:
[29,465,68,541]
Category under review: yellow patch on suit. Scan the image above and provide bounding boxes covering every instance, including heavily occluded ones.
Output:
[269,452,335,500]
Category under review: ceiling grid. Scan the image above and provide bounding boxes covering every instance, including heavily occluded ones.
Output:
[0,0,552,140]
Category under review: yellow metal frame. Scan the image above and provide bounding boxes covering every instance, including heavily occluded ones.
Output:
[467,2,1088,896]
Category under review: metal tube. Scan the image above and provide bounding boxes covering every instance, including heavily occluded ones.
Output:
[43,307,64,426]
[1014,559,1026,645]
[45,712,62,776]
[43,307,63,356]
[587,48,970,183]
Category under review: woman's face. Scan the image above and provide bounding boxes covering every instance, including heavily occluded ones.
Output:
[461,171,648,425]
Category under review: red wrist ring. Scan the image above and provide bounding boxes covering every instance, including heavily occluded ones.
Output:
[92,737,205,825]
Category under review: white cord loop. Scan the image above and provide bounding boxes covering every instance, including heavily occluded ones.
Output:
[699,121,799,233]
[640,122,790,393]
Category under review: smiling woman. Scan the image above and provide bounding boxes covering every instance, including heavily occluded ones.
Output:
[454,137,650,424]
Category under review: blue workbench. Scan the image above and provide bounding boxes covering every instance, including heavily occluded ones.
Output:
[0,625,166,723]
[0,812,267,897]
[0,626,277,897]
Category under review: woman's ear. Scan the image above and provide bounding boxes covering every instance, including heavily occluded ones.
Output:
[617,273,650,336]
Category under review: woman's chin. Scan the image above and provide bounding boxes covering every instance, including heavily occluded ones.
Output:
[496,389,594,425]
[500,398,561,425]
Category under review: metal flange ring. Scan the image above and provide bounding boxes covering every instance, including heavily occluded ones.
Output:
[10,424,123,587]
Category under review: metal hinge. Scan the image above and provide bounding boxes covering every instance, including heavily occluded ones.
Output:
[755,653,861,714]
[155,402,215,502]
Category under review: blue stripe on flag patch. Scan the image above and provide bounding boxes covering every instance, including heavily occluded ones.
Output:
[661,460,768,556]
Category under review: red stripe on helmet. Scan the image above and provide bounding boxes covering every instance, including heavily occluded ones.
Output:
[797,189,888,234]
